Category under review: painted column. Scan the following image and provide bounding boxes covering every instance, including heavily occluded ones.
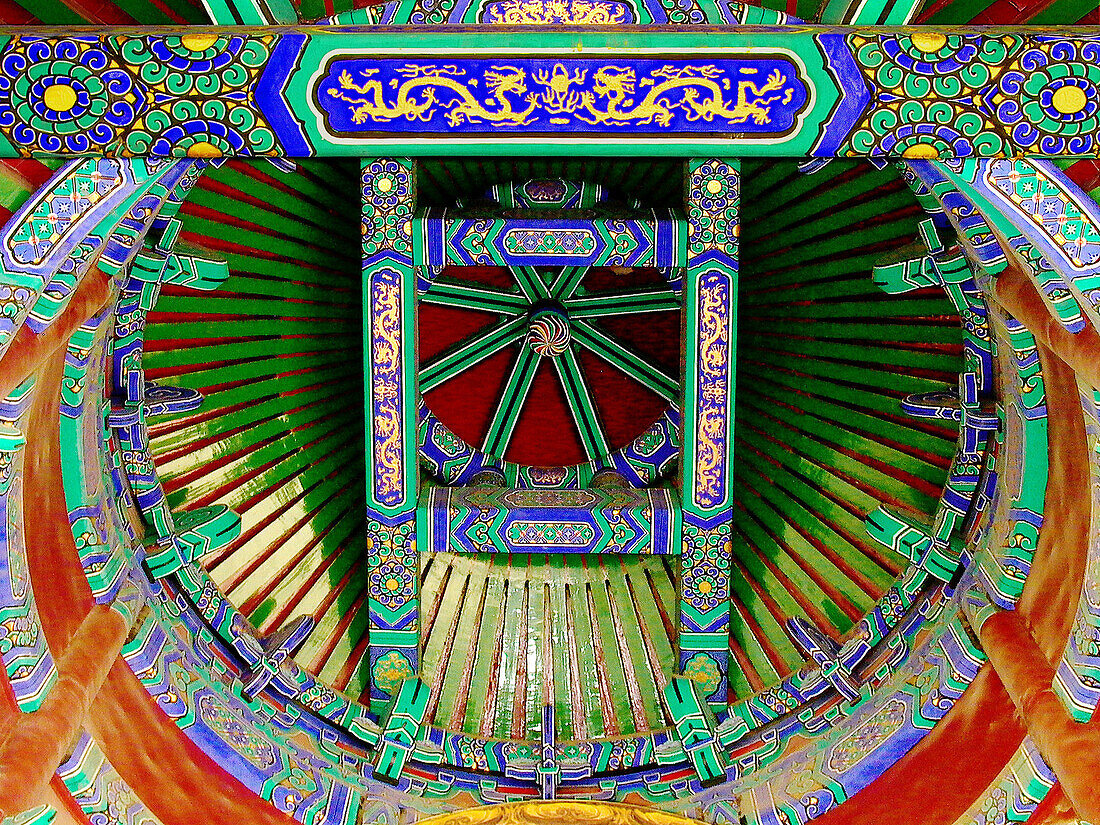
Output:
[966,606,1100,823]
[679,159,738,707]
[362,158,420,706]
[0,605,128,818]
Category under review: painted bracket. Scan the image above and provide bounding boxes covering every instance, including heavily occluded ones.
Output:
[239,614,315,700]
[488,178,623,210]
[901,374,999,455]
[865,505,961,583]
[201,0,298,24]
[106,384,239,581]
[872,218,967,296]
[143,503,242,580]
[128,216,229,308]
[372,677,430,786]
[786,616,861,702]
[503,705,594,799]
[663,676,728,788]
[0,806,55,825]
[0,422,25,497]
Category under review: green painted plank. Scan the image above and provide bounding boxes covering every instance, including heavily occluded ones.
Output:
[587,572,635,732]
[1029,0,1097,22]
[144,335,350,370]
[11,0,82,23]
[741,318,961,345]
[153,294,356,319]
[737,443,900,590]
[147,351,352,399]
[565,572,607,736]
[163,406,360,504]
[146,318,357,340]
[548,555,575,739]
[182,215,356,267]
[463,564,512,735]
[242,493,364,628]
[433,559,489,728]
[732,475,858,630]
[744,346,961,403]
[221,454,363,600]
[741,377,950,485]
[740,332,962,371]
[605,562,663,730]
[418,563,475,717]
[152,375,359,461]
[740,362,958,460]
[726,558,796,680]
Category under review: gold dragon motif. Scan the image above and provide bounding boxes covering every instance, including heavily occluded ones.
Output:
[578,65,793,126]
[533,64,587,115]
[329,65,539,127]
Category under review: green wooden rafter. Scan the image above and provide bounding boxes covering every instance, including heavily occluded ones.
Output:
[417,263,680,462]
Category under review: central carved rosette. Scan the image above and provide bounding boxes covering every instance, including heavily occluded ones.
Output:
[526,303,571,357]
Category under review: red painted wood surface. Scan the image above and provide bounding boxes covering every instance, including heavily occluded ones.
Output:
[21,346,298,825]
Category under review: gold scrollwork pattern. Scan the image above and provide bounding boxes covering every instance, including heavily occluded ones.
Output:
[686,158,738,513]
[362,158,415,512]
[692,272,732,511]
[487,0,629,24]
[419,801,706,825]
[362,158,414,259]
[368,264,407,508]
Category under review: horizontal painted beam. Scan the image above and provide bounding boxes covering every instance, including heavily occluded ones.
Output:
[416,207,687,268]
[0,28,1095,157]
[417,483,682,554]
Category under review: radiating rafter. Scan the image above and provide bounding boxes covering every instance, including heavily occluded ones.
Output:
[483,345,542,457]
[552,345,611,460]
[571,319,679,402]
[548,265,589,299]
[419,315,527,393]
[419,281,529,315]
[509,265,552,302]
[566,287,680,317]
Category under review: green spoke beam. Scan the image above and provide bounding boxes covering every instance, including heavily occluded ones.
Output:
[510,265,552,302]
[553,345,611,461]
[566,288,680,317]
[571,319,680,403]
[421,281,528,315]
[201,0,297,24]
[549,266,589,299]
[419,316,527,393]
[482,345,542,458]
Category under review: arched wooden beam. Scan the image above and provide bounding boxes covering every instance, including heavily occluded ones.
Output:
[811,299,1089,825]
[20,347,297,825]
[0,265,112,401]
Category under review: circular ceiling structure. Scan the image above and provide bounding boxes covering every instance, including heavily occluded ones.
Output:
[0,2,1099,825]
[140,157,954,736]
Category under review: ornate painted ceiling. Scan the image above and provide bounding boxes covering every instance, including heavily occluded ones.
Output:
[0,0,1098,825]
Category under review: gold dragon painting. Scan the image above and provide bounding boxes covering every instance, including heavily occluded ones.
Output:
[327,62,798,129]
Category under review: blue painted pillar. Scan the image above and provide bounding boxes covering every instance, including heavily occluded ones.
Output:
[679,158,738,707]
[362,158,420,707]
